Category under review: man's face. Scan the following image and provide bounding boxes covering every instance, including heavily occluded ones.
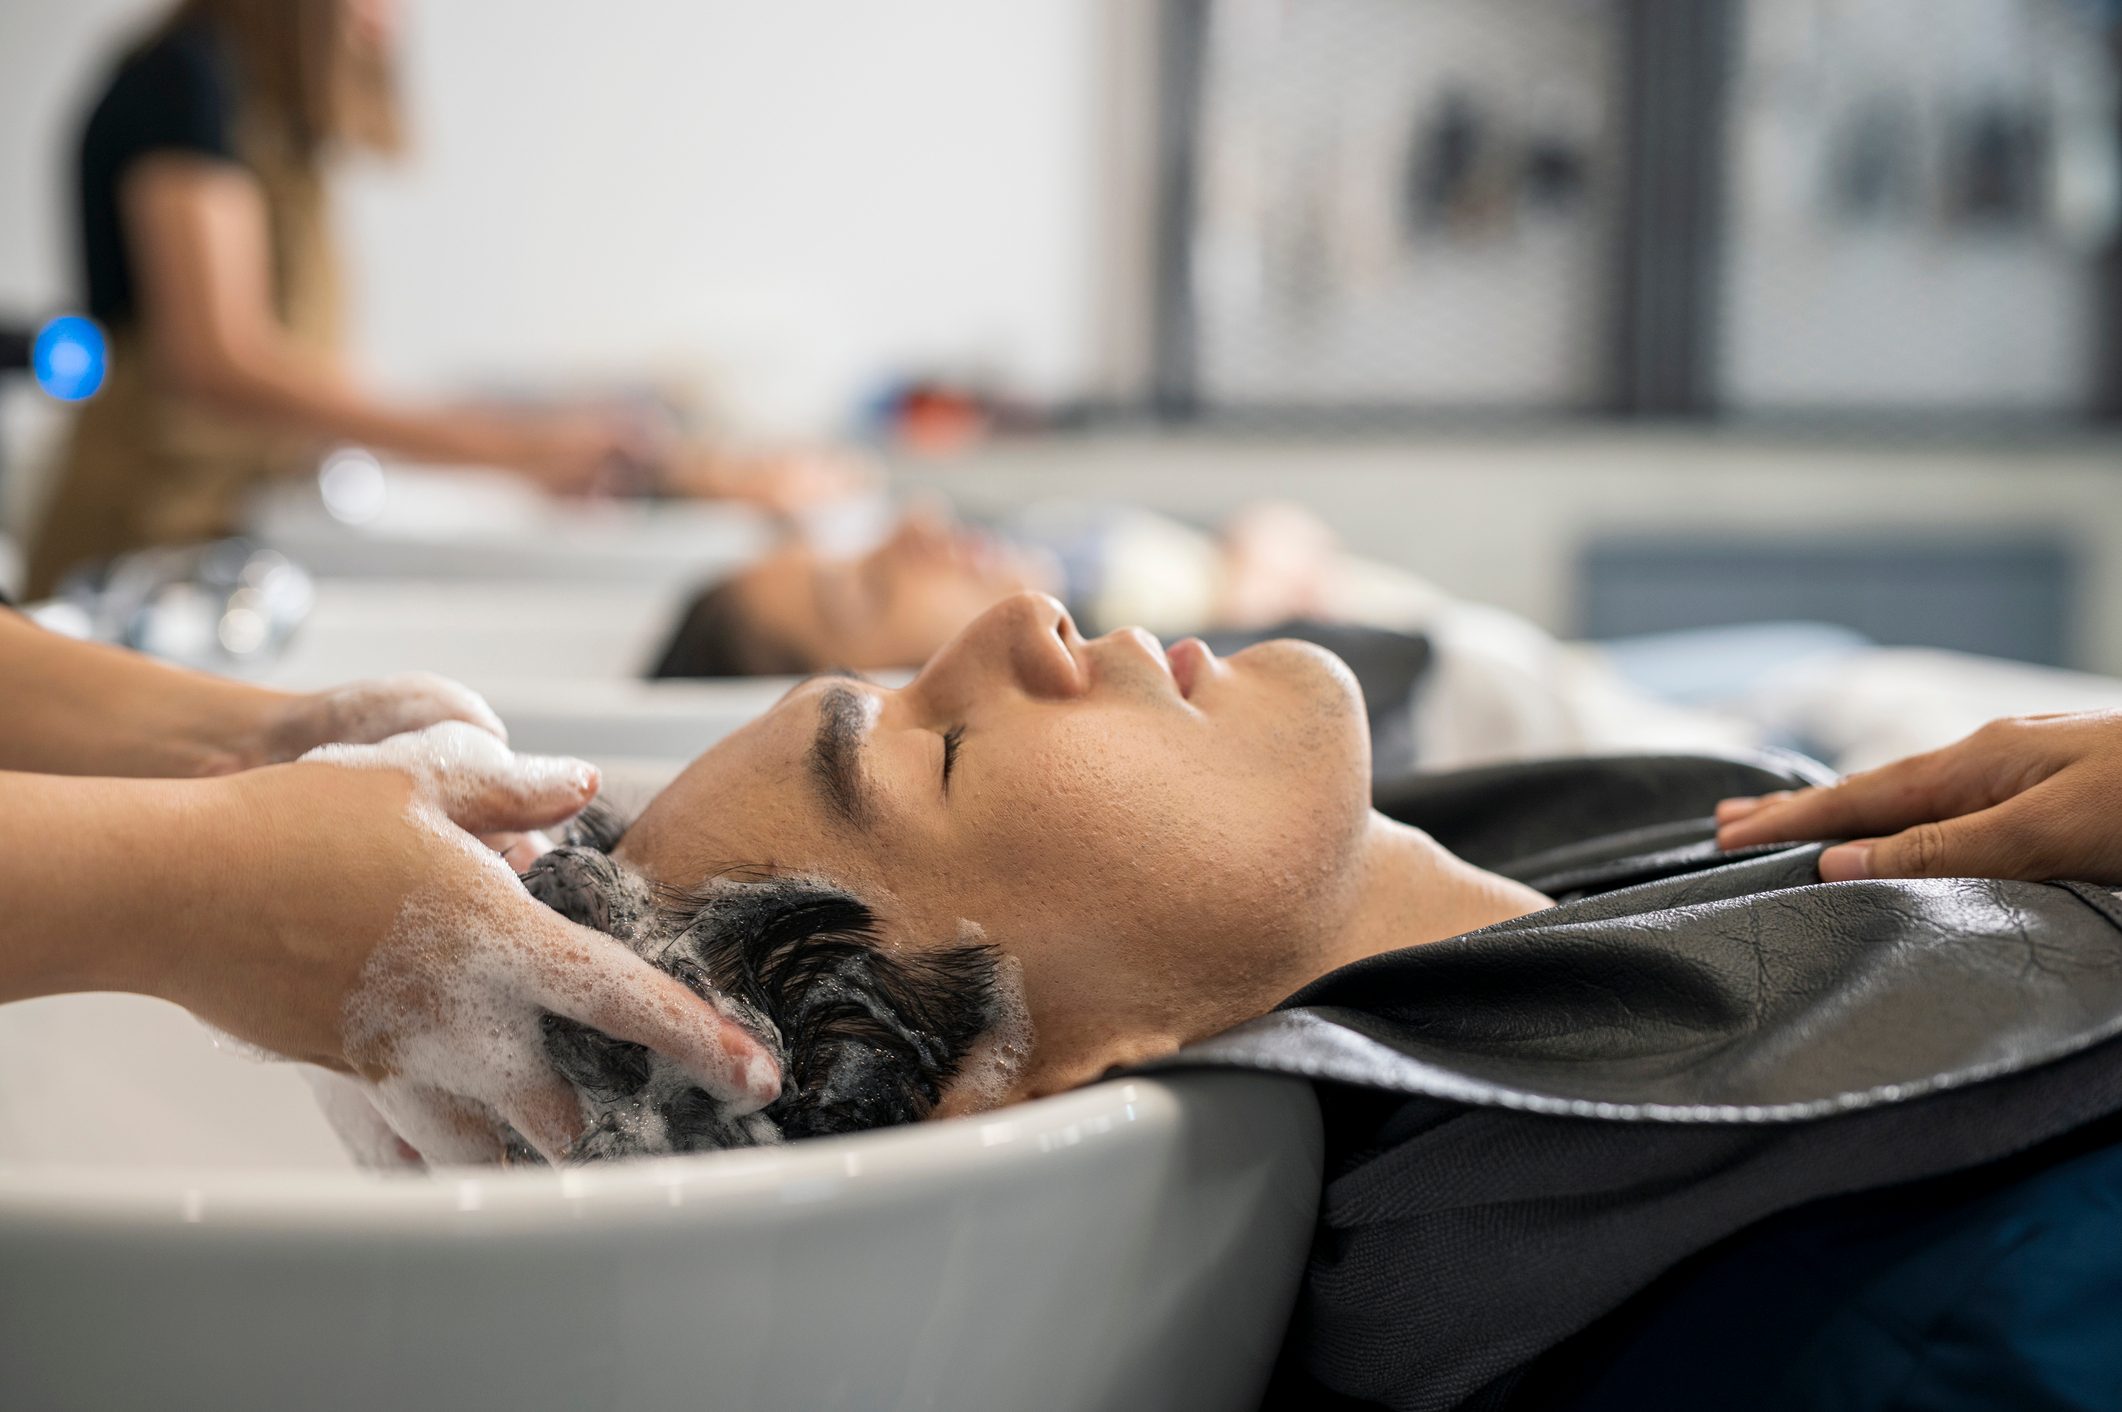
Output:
[619,592,1374,1092]
[734,506,1061,672]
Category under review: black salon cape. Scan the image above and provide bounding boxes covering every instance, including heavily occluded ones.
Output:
[1139,750,2122,1412]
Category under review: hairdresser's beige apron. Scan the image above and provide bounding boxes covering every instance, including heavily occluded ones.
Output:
[25,139,341,599]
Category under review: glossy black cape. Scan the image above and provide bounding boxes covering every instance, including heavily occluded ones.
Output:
[1142,751,2122,1411]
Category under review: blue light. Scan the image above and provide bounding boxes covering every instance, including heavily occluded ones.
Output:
[32,315,108,401]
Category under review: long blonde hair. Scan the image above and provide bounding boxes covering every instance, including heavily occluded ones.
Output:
[162,0,405,162]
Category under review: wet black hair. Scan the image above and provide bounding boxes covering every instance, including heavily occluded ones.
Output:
[520,803,1005,1161]
[649,576,814,679]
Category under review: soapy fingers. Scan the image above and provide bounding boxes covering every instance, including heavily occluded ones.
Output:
[190,722,785,1165]
[302,1071,424,1167]
[373,1083,509,1165]
[1715,710,2122,885]
[332,726,782,1153]
[301,717,596,832]
[524,927,783,1111]
[264,672,510,764]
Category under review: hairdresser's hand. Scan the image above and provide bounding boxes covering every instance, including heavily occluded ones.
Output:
[505,408,665,496]
[257,672,509,766]
[263,674,559,874]
[0,612,502,781]
[1715,710,2122,885]
[662,443,881,515]
[165,722,782,1164]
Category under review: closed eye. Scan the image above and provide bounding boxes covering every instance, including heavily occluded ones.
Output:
[941,725,965,794]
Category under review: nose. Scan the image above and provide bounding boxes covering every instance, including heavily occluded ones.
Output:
[913,591,1083,708]
[893,497,956,549]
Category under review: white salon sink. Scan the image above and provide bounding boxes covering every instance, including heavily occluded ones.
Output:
[256,580,687,686]
[470,676,800,759]
[248,470,781,586]
[235,576,904,763]
[246,464,893,589]
[0,993,1322,1412]
[228,578,802,760]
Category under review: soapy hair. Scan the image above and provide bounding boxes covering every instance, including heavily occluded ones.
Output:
[520,804,1004,1160]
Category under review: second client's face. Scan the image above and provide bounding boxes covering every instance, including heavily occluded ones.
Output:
[735,506,1062,671]
[618,591,1375,1097]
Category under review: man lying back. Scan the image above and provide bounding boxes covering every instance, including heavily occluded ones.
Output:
[476,592,2122,1410]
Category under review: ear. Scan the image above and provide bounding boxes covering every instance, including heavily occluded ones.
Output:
[926,952,1035,1119]
[929,1047,1027,1119]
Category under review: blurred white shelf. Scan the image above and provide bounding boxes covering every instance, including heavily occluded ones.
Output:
[244,466,780,586]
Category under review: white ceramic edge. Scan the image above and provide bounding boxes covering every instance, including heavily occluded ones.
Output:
[0,1075,1258,1233]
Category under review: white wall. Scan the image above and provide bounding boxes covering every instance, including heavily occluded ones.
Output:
[339,1,1103,422]
[0,0,1108,501]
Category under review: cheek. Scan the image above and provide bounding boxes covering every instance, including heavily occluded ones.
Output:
[932,572,1003,621]
[959,720,1352,947]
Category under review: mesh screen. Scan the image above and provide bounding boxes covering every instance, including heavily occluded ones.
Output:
[1171,0,2120,424]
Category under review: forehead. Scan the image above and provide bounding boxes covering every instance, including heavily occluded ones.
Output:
[738,542,824,620]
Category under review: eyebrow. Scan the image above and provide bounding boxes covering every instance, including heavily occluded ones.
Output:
[808,684,878,830]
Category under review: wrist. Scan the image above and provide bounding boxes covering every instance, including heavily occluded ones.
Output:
[3,772,240,1003]
[448,409,542,470]
[166,679,302,776]
[126,766,329,1015]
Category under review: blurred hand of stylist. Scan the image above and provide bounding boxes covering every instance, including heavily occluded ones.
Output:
[2,722,782,1166]
[496,406,665,496]
[120,157,661,502]
[265,672,508,763]
[661,443,881,515]
[1716,710,2122,885]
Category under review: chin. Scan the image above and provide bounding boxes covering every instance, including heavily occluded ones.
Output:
[1235,637,1371,770]
[1241,636,1364,708]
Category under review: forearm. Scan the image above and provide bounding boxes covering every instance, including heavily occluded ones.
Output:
[173,345,529,469]
[0,733,777,1152]
[0,770,221,1003]
[121,159,535,472]
[0,609,294,777]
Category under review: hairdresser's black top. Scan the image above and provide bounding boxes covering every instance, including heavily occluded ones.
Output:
[1142,749,2122,1412]
[78,20,242,327]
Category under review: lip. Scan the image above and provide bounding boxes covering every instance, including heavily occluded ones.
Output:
[1167,637,1215,700]
[1092,625,1181,691]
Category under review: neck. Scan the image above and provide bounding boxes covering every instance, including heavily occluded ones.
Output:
[1314,810,1552,979]
[1019,812,1552,1100]
[1185,811,1553,1038]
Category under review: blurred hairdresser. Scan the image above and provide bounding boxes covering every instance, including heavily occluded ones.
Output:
[27,0,865,599]
[0,606,779,1162]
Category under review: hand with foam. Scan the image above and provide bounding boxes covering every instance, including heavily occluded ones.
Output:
[1716,709,2122,885]
[259,672,510,765]
[181,722,782,1163]
[264,676,568,876]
